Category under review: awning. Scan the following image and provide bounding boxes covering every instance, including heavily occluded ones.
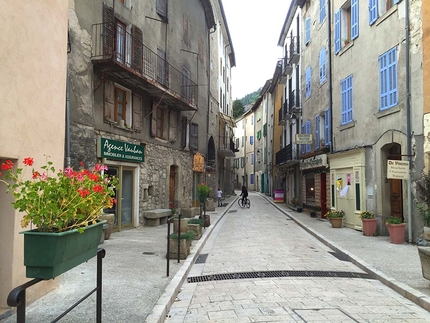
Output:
[220,113,236,128]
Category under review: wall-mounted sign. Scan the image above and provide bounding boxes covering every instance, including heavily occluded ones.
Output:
[300,154,328,170]
[296,134,312,144]
[193,152,205,173]
[97,138,144,162]
[387,160,409,180]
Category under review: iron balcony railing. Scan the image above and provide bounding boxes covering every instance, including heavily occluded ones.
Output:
[289,36,300,65]
[219,136,238,152]
[278,100,289,125]
[289,90,300,113]
[275,143,299,165]
[91,23,197,106]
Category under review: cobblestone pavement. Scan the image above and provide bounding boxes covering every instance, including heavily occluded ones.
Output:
[162,192,430,323]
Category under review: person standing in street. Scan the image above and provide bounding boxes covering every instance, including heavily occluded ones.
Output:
[217,187,223,207]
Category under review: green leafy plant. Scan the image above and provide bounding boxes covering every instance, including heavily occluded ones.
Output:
[416,171,430,227]
[291,197,299,206]
[360,211,375,219]
[386,216,403,225]
[197,183,211,196]
[170,204,177,215]
[325,209,345,219]
[188,218,204,226]
[170,231,195,241]
[0,157,118,233]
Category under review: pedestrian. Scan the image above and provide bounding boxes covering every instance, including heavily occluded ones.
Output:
[239,185,248,205]
[217,187,223,207]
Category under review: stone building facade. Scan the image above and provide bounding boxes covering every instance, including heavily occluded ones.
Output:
[67,0,234,230]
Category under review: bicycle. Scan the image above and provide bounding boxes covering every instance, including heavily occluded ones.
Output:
[238,196,251,208]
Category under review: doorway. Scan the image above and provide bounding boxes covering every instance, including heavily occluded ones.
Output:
[389,145,403,221]
[104,166,135,231]
[169,165,177,207]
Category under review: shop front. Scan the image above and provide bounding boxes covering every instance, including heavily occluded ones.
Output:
[97,137,144,231]
[329,149,366,230]
[300,154,329,217]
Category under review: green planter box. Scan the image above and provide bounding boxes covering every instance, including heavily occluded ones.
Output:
[21,221,105,279]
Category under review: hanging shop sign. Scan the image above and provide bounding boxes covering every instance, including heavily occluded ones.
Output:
[300,154,328,170]
[296,134,312,144]
[97,137,144,162]
[193,153,205,172]
[387,160,409,180]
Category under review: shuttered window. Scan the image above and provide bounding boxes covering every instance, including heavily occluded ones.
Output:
[334,9,341,54]
[369,0,378,25]
[324,108,331,146]
[379,47,398,110]
[305,66,311,98]
[319,47,326,84]
[305,18,311,44]
[320,0,326,23]
[341,75,353,124]
[351,0,359,39]
[315,115,320,149]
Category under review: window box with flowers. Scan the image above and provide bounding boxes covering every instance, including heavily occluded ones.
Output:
[197,183,211,203]
[360,211,377,236]
[325,209,345,228]
[0,157,118,279]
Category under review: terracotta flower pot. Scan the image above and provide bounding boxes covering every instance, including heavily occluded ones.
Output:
[362,218,377,236]
[387,223,406,244]
[329,217,343,228]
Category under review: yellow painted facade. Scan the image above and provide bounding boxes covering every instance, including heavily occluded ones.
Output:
[0,0,68,314]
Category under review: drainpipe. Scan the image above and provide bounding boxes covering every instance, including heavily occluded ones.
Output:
[405,0,412,243]
[65,70,71,168]
[327,0,333,154]
[206,26,216,183]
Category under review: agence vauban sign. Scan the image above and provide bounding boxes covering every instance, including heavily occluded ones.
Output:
[97,138,144,162]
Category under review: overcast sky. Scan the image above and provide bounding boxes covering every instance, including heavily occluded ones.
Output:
[222,0,292,100]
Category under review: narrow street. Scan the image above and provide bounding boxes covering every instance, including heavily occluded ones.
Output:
[166,192,430,322]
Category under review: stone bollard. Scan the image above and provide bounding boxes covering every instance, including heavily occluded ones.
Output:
[173,217,189,234]
[100,213,115,240]
[206,198,215,211]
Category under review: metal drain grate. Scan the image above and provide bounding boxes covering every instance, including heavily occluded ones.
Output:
[228,210,237,213]
[329,251,350,262]
[195,254,208,264]
[187,270,373,283]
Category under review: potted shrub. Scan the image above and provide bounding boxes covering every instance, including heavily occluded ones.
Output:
[360,211,377,236]
[325,209,345,228]
[169,231,195,259]
[416,171,430,240]
[187,218,204,239]
[197,183,211,203]
[386,216,406,244]
[0,157,118,279]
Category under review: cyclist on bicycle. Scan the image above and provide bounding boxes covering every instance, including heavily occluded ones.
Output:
[239,185,248,206]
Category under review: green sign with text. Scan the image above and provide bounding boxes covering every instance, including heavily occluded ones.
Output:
[97,138,144,162]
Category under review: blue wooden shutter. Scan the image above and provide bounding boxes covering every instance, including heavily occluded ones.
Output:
[306,121,311,152]
[305,18,311,44]
[315,115,320,149]
[251,153,254,165]
[324,108,330,145]
[319,0,326,23]
[306,66,311,97]
[319,47,326,83]
[334,10,341,54]
[341,76,353,124]
[379,47,398,110]
[351,0,359,39]
[369,0,378,25]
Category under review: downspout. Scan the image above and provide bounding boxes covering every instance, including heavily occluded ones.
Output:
[327,0,333,154]
[405,0,412,242]
[65,71,70,168]
[206,26,217,182]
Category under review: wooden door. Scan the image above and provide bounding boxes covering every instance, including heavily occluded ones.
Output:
[169,166,176,206]
[320,172,327,216]
[390,179,403,221]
